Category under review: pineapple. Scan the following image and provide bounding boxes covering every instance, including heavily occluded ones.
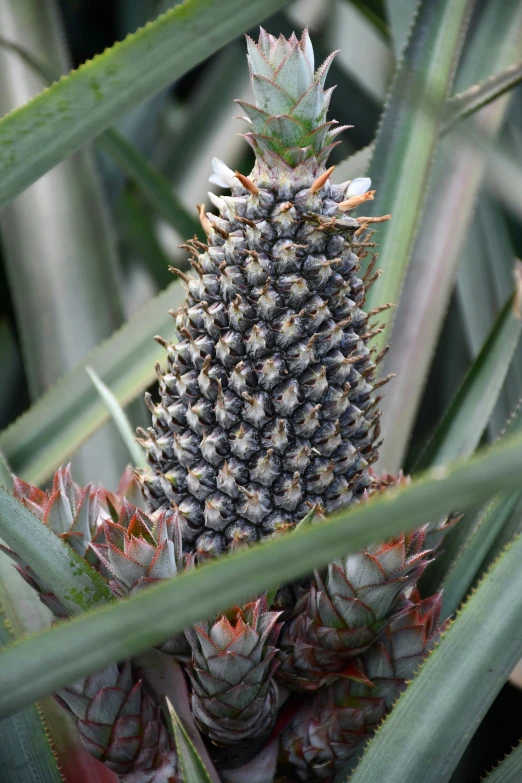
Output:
[277,528,432,691]
[89,499,193,657]
[185,596,282,764]
[280,592,442,781]
[56,660,182,783]
[1,29,451,783]
[139,27,390,557]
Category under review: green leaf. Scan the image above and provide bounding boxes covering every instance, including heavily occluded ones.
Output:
[482,742,522,782]
[421,396,522,598]
[0,279,184,485]
[0,564,62,782]
[363,0,473,351]
[0,487,113,615]
[416,289,522,469]
[3,430,522,716]
[0,450,12,492]
[349,533,522,783]
[166,698,212,783]
[384,0,419,58]
[85,366,147,470]
[376,4,522,471]
[0,0,129,489]
[445,59,522,131]
[96,129,202,240]
[135,649,220,782]
[0,37,201,247]
[0,0,292,209]
[457,198,522,438]
[441,491,522,617]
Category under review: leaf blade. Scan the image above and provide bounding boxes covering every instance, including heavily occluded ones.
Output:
[167,699,212,783]
[85,366,147,469]
[0,488,114,615]
[0,279,184,484]
[364,0,474,350]
[445,60,522,130]
[416,289,522,469]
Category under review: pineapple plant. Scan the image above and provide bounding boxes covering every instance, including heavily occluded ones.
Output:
[0,28,448,783]
[1,3,522,783]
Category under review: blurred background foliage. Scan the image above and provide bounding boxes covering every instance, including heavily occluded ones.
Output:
[1,0,522,779]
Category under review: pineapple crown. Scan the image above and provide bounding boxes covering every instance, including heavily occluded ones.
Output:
[210,28,363,194]
[186,596,283,745]
[11,465,99,556]
[90,500,188,596]
[186,596,282,680]
[56,660,180,781]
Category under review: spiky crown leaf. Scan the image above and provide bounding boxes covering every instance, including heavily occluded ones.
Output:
[186,596,283,746]
[281,593,442,782]
[277,528,433,691]
[90,500,186,596]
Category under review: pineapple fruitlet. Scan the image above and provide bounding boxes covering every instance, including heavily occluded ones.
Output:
[4,29,447,783]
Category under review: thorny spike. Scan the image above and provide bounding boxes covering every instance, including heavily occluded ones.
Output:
[367,303,393,318]
[374,373,396,390]
[310,165,335,194]
[197,204,214,237]
[365,269,383,289]
[235,170,260,195]
[375,345,391,364]
[168,267,190,283]
[338,190,376,210]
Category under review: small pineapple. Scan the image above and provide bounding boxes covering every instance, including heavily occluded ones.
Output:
[0,466,101,616]
[89,500,193,658]
[185,596,282,761]
[55,660,182,783]
[277,528,432,691]
[281,592,442,781]
[139,28,390,557]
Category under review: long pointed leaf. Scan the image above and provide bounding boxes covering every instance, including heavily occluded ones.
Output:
[86,367,147,469]
[376,4,522,471]
[167,699,212,783]
[384,0,418,58]
[349,533,522,783]
[0,0,292,209]
[483,742,522,782]
[0,279,184,484]
[445,60,522,130]
[0,0,128,488]
[96,130,201,240]
[0,567,62,783]
[416,288,522,469]
[3,430,522,716]
[363,0,474,350]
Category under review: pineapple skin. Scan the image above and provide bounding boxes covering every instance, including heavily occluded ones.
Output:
[139,29,382,556]
[140,178,380,556]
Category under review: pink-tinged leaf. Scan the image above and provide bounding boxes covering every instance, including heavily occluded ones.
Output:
[44,490,74,536]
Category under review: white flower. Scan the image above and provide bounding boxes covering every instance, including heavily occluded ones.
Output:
[209,158,236,189]
[346,177,372,197]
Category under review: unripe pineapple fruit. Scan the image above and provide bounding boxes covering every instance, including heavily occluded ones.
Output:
[139,28,390,558]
